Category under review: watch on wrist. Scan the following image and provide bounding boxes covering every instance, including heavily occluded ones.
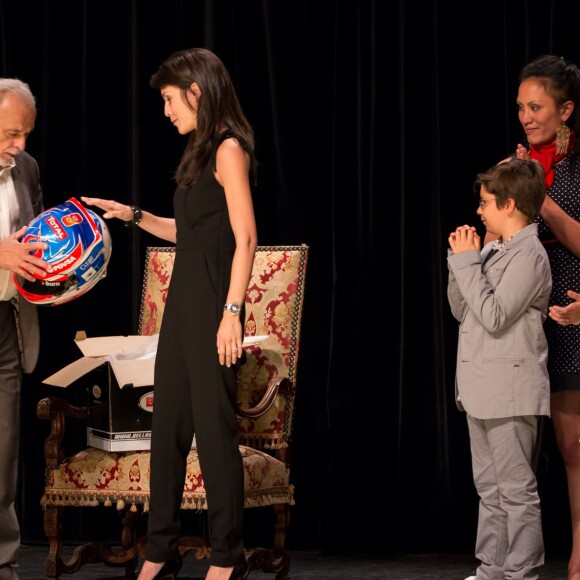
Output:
[224,303,241,316]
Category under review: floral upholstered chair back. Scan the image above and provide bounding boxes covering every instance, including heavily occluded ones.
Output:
[138,245,309,451]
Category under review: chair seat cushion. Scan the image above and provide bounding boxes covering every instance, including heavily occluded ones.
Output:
[41,445,294,512]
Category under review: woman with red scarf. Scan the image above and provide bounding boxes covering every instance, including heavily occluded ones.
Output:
[513,54,580,580]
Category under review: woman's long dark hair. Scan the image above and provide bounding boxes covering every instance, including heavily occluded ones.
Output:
[150,48,257,186]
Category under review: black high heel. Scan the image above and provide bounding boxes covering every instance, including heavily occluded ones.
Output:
[229,561,246,579]
[150,556,183,580]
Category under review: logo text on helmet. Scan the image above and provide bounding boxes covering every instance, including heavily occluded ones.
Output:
[51,255,77,272]
[46,215,68,240]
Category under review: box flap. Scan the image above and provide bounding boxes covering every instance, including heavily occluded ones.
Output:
[43,356,108,388]
[75,335,159,359]
[44,334,268,390]
[110,359,155,388]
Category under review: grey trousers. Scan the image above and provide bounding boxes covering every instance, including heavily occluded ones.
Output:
[0,301,21,577]
[467,414,544,580]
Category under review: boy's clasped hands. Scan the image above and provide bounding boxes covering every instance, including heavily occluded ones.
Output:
[448,225,481,255]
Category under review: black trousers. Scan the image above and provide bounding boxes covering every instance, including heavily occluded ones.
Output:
[147,322,244,567]
[0,300,21,574]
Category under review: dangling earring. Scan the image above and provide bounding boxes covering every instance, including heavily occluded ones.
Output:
[556,122,571,155]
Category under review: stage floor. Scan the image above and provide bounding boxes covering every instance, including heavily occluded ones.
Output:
[10,544,569,579]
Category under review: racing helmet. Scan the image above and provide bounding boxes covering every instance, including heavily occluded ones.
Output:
[14,197,112,306]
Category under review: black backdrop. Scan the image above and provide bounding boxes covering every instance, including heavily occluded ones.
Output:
[2,0,580,558]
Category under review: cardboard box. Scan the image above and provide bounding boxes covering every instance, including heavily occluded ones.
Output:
[44,335,159,452]
[86,364,155,451]
[43,333,268,452]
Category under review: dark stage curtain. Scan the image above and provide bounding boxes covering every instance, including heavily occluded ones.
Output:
[1,0,578,558]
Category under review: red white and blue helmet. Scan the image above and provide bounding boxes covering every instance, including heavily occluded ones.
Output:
[14,197,112,306]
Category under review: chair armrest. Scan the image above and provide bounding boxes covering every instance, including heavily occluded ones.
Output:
[236,377,291,420]
[37,397,88,468]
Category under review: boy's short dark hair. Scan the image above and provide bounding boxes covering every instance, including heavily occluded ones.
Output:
[474,159,546,222]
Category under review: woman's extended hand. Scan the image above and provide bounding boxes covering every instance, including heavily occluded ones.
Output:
[549,290,580,326]
[81,196,133,222]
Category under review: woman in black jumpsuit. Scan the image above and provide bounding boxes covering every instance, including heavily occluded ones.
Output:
[82,47,258,580]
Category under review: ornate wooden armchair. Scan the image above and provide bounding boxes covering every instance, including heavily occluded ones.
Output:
[37,244,309,579]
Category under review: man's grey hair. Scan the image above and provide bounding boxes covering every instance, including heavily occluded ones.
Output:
[0,78,36,112]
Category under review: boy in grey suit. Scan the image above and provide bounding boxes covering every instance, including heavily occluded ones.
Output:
[447,159,552,580]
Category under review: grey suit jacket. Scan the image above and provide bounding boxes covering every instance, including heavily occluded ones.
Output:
[447,223,551,419]
[11,151,43,373]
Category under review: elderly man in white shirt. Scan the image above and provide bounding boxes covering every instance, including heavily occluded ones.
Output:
[0,78,50,580]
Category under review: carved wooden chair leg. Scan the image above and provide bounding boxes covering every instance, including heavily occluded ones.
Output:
[273,503,289,555]
[245,503,290,579]
[44,504,63,579]
[273,502,290,580]
[178,535,212,561]
[121,508,139,578]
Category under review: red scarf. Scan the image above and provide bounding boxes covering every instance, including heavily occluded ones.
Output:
[529,130,576,188]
